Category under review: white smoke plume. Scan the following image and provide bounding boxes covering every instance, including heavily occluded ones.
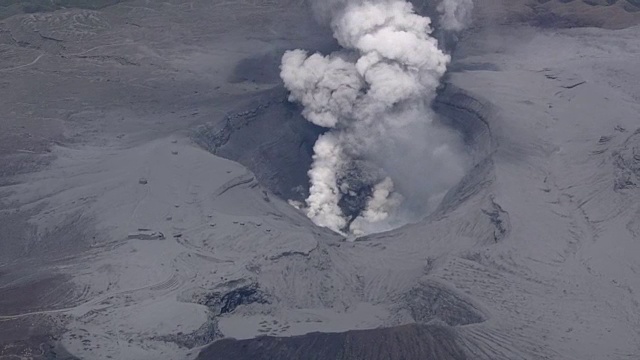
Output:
[304,133,347,230]
[282,0,473,235]
[281,51,362,128]
[350,177,403,235]
[437,0,474,31]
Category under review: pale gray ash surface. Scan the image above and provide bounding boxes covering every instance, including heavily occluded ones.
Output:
[1,1,640,359]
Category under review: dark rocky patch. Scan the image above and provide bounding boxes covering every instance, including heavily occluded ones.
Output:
[195,282,269,316]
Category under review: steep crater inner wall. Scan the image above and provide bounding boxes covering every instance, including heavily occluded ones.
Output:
[193,87,325,203]
[432,82,495,215]
[193,81,495,225]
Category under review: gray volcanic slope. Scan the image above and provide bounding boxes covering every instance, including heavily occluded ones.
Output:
[1,1,640,360]
[198,324,468,360]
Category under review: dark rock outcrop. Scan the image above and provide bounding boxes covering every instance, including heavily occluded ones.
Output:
[194,281,270,316]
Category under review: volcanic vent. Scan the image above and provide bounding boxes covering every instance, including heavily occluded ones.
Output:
[196,0,480,236]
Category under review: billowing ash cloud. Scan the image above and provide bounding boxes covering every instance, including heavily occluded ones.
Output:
[281,0,473,235]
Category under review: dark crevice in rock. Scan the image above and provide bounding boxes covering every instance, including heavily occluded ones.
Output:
[194,282,270,316]
[482,196,510,243]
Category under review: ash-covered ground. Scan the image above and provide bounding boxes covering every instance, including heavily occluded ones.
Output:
[1,1,640,359]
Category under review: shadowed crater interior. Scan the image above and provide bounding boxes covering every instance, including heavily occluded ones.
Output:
[193,80,494,228]
[193,87,325,203]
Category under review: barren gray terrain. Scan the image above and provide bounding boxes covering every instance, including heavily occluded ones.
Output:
[1,1,640,359]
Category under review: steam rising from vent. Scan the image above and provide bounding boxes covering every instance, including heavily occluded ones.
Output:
[438,0,474,31]
[281,0,473,235]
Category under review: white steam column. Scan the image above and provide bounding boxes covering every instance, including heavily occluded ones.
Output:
[281,0,473,235]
